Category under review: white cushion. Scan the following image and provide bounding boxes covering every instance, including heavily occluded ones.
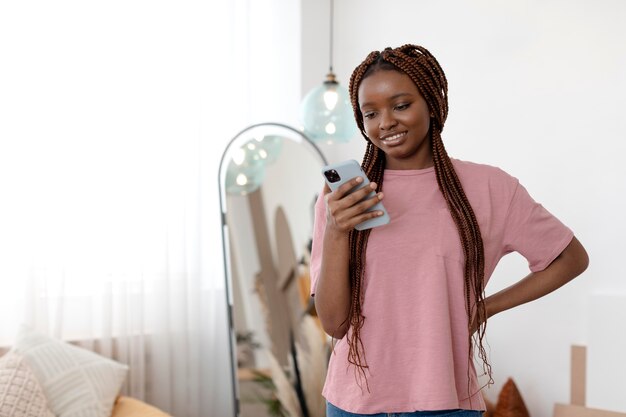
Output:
[12,326,129,417]
[0,351,55,417]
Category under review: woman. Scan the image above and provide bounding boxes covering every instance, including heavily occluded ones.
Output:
[309,44,589,417]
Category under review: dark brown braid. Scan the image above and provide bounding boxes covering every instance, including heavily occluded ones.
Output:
[346,44,493,393]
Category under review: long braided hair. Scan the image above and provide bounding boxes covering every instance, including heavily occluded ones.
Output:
[346,44,493,390]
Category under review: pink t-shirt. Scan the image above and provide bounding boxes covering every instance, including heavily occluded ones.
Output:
[309,159,574,414]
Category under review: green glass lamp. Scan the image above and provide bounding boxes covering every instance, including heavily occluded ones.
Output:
[300,72,356,144]
[299,0,357,144]
[225,142,267,195]
[224,134,284,195]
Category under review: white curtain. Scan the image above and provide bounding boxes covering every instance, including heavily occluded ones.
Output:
[0,0,301,415]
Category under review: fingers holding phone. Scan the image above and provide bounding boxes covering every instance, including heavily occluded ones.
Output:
[325,178,384,232]
[322,160,390,232]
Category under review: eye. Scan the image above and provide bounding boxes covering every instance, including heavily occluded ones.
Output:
[362,111,377,120]
[395,103,410,111]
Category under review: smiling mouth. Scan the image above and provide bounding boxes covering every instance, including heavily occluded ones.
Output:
[380,131,407,143]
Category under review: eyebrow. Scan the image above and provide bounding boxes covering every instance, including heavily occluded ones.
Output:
[360,92,413,110]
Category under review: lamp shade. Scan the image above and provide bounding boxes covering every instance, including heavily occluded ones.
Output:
[225,143,267,195]
[300,75,358,144]
[252,134,283,165]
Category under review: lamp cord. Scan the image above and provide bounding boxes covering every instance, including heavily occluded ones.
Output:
[329,0,334,74]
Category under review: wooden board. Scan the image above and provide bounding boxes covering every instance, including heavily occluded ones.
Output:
[554,404,626,417]
[571,345,586,406]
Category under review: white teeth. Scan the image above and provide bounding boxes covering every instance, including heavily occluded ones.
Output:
[382,132,405,141]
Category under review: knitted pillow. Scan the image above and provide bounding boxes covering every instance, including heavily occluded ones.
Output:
[12,326,129,417]
[0,351,55,417]
[494,378,530,417]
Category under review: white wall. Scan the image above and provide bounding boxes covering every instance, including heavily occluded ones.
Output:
[302,0,626,416]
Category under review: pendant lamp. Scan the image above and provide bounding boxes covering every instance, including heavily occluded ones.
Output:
[299,0,357,144]
[225,134,283,195]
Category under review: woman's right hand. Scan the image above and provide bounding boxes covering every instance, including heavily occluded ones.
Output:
[323,177,385,234]
[316,176,382,339]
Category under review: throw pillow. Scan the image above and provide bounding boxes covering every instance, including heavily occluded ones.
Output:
[494,377,530,417]
[0,351,55,417]
[12,326,129,417]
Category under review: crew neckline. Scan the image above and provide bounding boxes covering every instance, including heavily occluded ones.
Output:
[384,166,435,176]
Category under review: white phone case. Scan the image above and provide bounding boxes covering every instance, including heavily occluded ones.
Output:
[321,159,390,231]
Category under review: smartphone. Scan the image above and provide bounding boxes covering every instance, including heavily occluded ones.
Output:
[321,159,390,231]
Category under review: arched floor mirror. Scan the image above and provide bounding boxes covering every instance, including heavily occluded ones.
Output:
[218,123,328,417]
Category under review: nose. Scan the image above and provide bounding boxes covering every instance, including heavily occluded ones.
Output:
[379,110,397,130]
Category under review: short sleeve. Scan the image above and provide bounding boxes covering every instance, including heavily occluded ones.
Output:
[309,190,327,296]
[502,181,574,272]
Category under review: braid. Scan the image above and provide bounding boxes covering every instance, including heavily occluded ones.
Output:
[347,44,493,393]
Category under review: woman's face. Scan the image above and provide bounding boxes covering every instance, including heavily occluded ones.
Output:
[358,69,432,170]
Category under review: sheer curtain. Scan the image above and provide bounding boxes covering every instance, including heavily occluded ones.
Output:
[0,0,300,416]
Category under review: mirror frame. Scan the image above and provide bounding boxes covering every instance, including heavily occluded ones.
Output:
[217,122,327,416]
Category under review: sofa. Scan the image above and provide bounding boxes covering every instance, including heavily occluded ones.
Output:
[0,326,169,417]
[111,396,170,417]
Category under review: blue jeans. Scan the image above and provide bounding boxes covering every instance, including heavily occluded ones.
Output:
[326,402,483,417]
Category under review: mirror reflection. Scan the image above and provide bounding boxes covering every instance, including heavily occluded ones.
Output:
[219,123,330,417]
